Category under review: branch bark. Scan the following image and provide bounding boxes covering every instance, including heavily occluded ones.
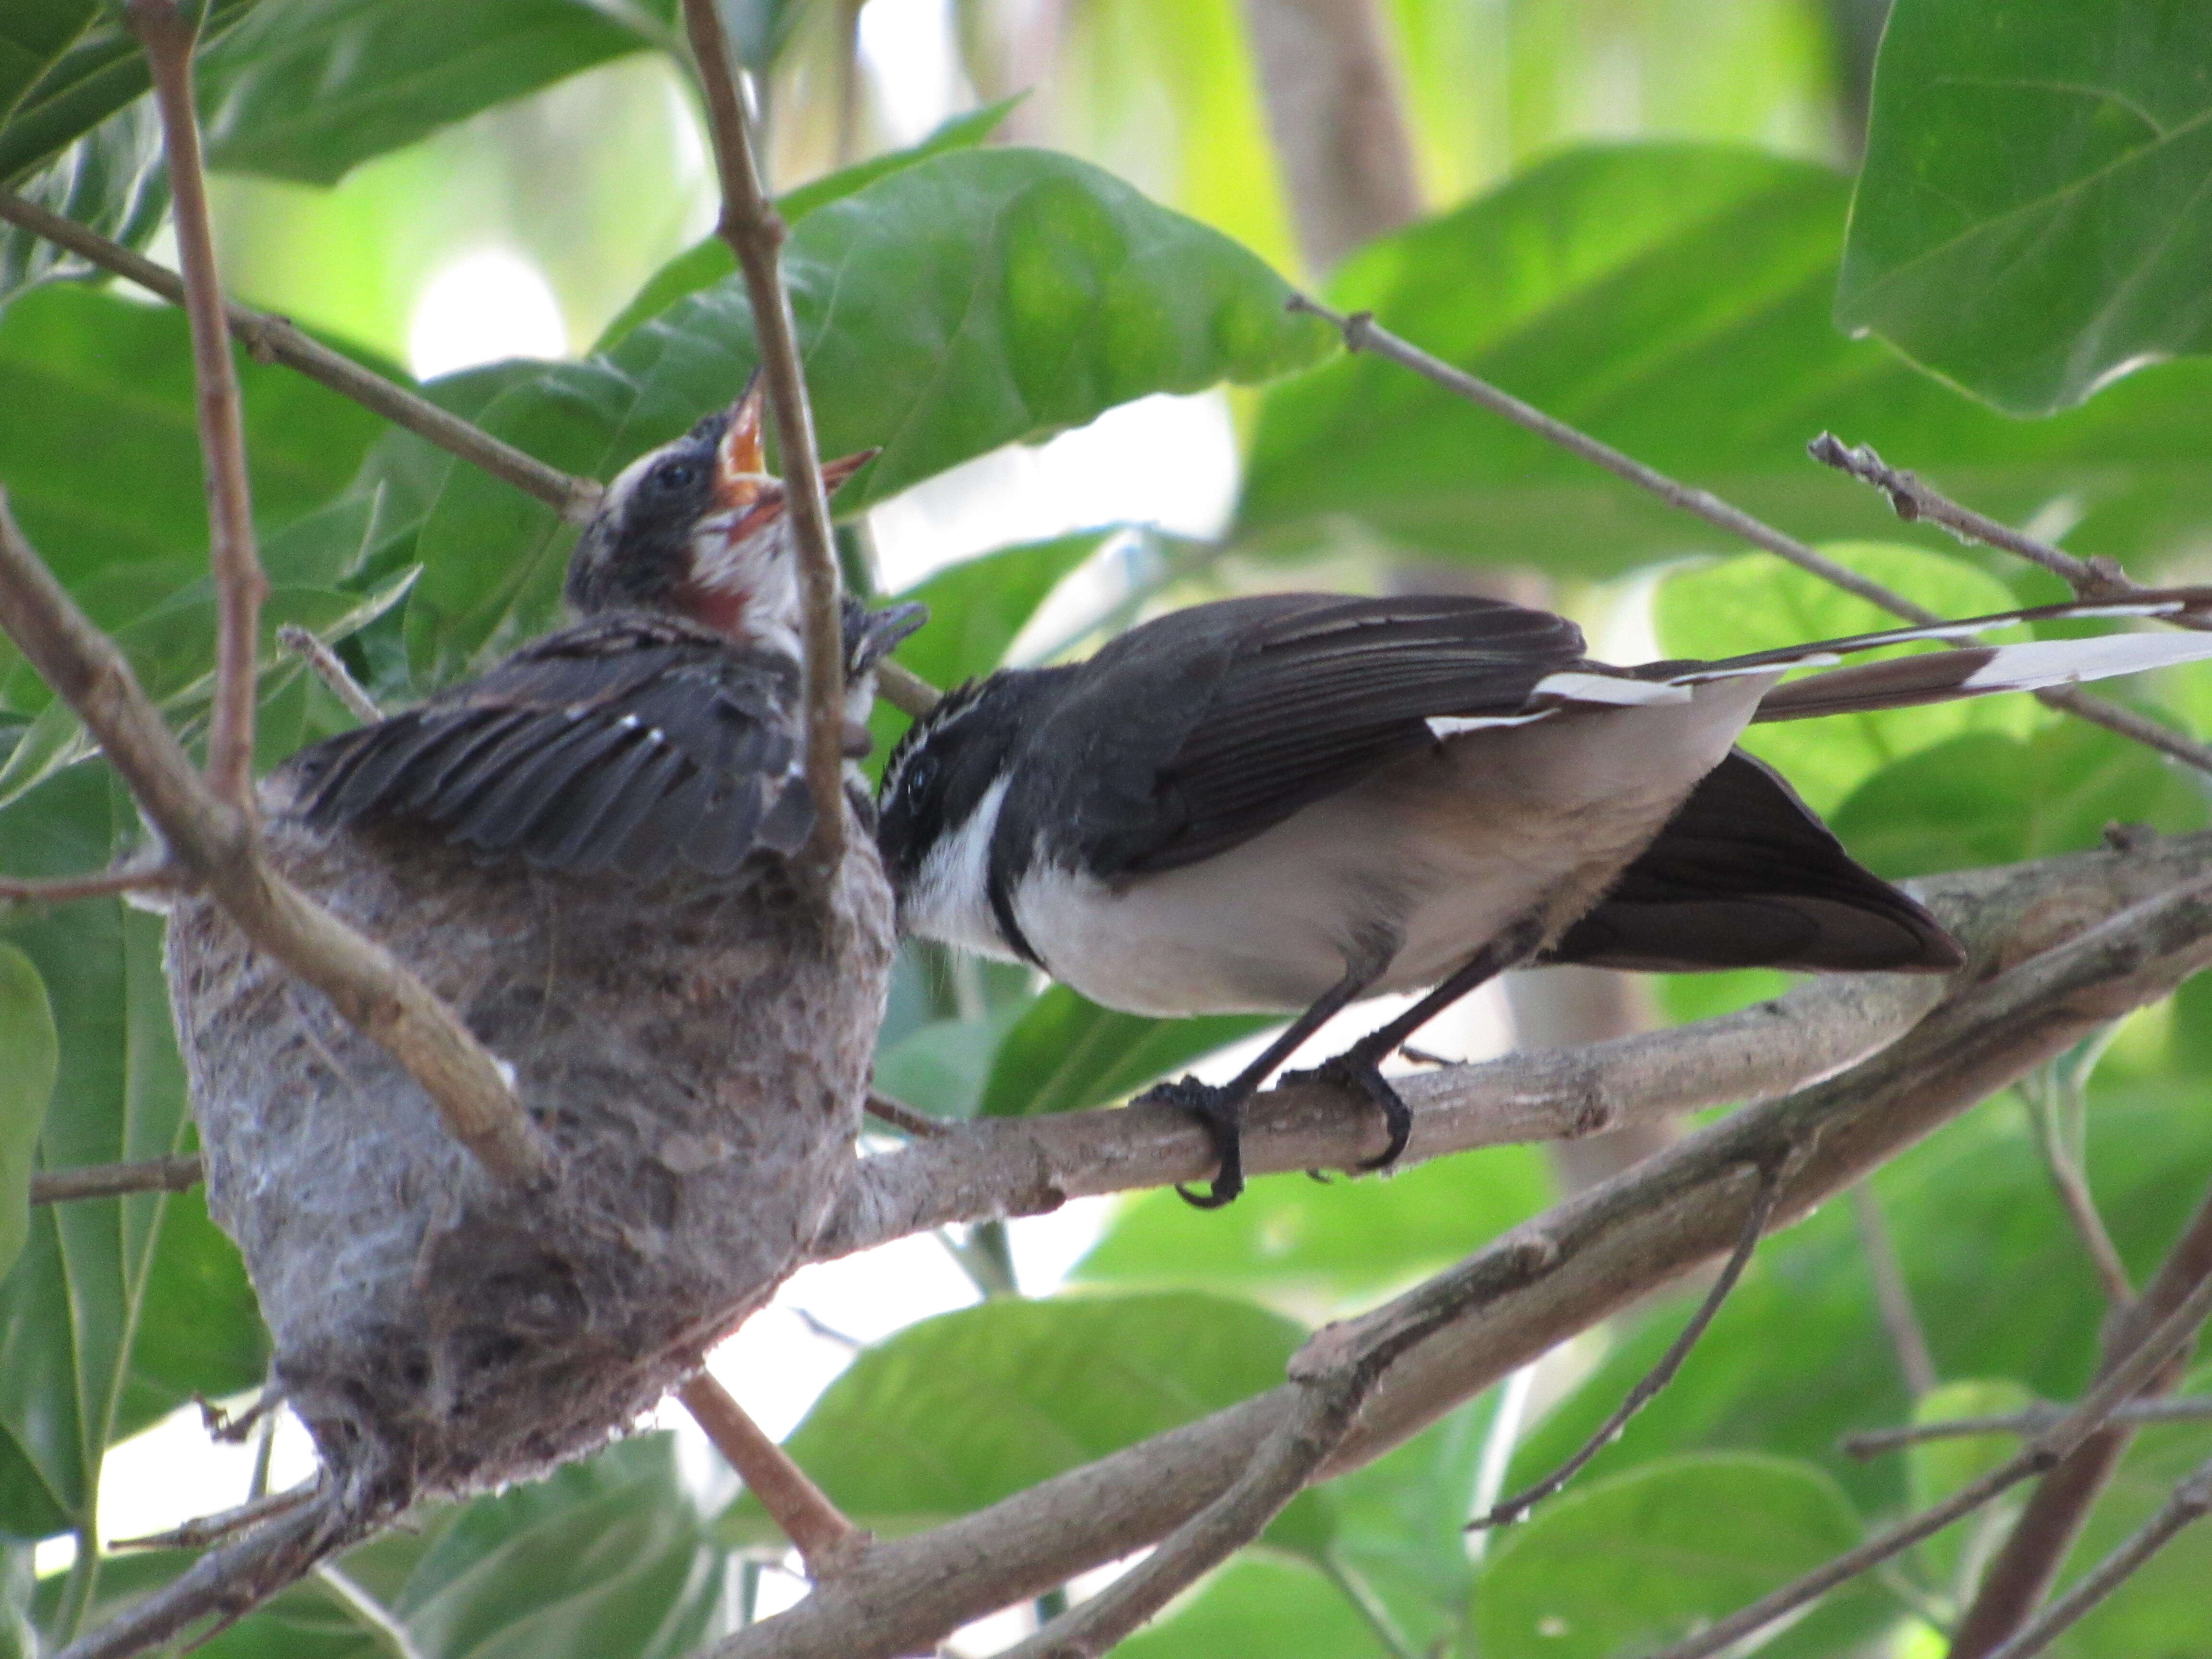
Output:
[721,836,2212,1659]
[0,190,602,526]
[680,0,848,882]
[675,1376,863,1577]
[0,498,547,1185]
[0,861,187,905]
[30,1154,204,1205]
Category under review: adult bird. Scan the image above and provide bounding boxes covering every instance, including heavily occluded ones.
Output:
[143,385,912,1656]
[878,587,2212,1205]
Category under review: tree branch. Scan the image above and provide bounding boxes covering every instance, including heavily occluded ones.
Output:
[0,498,547,1185]
[276,624,381,723]
[129,0,259,810]
[1980,1455,2212,1659]
[680,0,848,882]
[0,191,602,527]
[1286,297,2212,776]
[719,842,2212,1659]
[1852,1182,1939,1399]
[0,861,189,906]
[675,1376,863,1577]
[1842,1396,2212,1459]
[1950,1175,2212,1655]
[29,1154,204,1204]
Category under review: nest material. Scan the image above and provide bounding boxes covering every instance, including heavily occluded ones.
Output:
[163,771,894,1514]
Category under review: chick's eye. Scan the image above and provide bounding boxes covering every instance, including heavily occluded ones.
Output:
[651,459,700,493]
[902,755,937,798]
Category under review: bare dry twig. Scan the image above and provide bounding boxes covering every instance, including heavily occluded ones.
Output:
[1287,296,2212,776]
[675,1375,864,1577]
[0,498,546,1185]
[1842,1396,2212,1459]
[129,0,260,811]
[30,1154,204,1205]
[680,0,849,881]
[0,190,601,525]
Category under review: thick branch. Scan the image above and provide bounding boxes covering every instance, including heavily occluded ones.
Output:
[680,0,847,881]
[1288,298,2212,776]
[0,499,547,1185]
[130,0,260,810]
[0,191,601,526]
[724,840,2212,1659]
[30,1154,204,1204]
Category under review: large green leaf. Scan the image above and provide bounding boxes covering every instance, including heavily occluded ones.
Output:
[1470,1454,1892,1659]
[0,767,265,1540]
[0,286,390,586]
[1077,1143,1553,1311]
[0,0,253,187]
[978,986,1272,1120]
[0,947,57,1283]
[1838,0,2212,416]
[1115,1557,1389,1659]
[196,0,679,188]
[718,1291,1307,1543]
[1652,541,2041,815]
[1236,143,2212,577]
[407,146,1332,679]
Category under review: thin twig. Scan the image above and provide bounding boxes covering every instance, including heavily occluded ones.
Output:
[111,1484,317,1553]
[1288,297,2212,777]
[0,497,548,1185]
[1642,1265,2212,1659]
[681,0,848,882]
[1842,1396,2212,1458]
[30,1154,204,1205]
[865,1092,950,1138]
[874,659,940,718]
[0,190,601,526]
[277,624,382,723]
[676,1374,865,1577]
[1982,1456,2212,1659]
[1950,1178,2212,1655]
[1810,434,2211,632]
[0,861,189,906]
[1852,1182,1939,1398]
[130,0,260,811]
[1468,1155,1788,1529]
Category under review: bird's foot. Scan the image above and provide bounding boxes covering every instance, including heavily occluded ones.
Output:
[1138,1075,1250,1209]
[1287,1047,1413,1175]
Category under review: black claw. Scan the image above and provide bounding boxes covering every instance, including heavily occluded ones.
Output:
[1293,1048,1414,1174]
[1137,1075,1248,1207]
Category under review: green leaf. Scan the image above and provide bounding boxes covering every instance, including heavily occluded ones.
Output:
[0,101,165,309]
[0,1,254,187]
[594,98,1024,352]
[196,0,679,188]
[0,946,57,1282]
[978,986,1273,1119]
[1652,541,2037,814]
[410,146,1333,679]
[1471,1454,1892,1659]
[0,767,266,1539]
[863,529,1110,776]
[1838,0,2212,416]
[1116,1557,1389,1659]
[1904,1378,2038,1595]
[871,1006,1028,1121]
[1077,1145,1552,1310]
[1237,143,2212,577]
[0,286,389,588]
[1828,721,2211,882]
[719,1291,1307,1543]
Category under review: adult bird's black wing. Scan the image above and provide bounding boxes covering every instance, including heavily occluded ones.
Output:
[286,615,810,880]
[1033,593,1590,877]
[1543,750,1963,974]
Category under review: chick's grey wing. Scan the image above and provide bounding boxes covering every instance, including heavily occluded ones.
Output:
[287,618,809,879]
[1061,594,1589,876]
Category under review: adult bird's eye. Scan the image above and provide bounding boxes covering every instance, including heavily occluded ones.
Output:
[651,459,699,493]
[901,754,938,800]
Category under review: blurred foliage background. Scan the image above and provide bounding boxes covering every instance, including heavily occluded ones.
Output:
[4,0,2212,1655]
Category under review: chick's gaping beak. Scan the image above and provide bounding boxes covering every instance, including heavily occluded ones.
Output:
[711,381,879,536]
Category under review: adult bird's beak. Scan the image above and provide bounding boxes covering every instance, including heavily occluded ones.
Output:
[713,380,879,534]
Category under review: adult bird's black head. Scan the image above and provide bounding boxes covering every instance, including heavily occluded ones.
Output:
[564,381,878,644]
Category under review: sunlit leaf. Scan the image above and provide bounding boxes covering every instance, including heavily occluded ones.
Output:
[1839,0,2212,415]
[0,101,166,309]
[1115,1557,1388,1659]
